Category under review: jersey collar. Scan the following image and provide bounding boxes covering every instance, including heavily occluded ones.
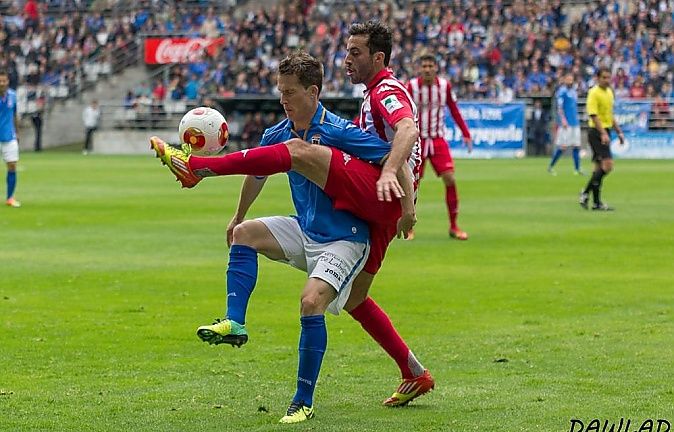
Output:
[365,68,394,92]
[289,102,327,140]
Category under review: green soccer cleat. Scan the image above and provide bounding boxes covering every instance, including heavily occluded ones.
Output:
[196,318,248,347]
[149,136,202,188]
[279,401,314,424]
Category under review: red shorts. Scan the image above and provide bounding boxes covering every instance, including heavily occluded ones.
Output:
[323,147,402,274]
[419,137,454,179]
[364,222,397,274]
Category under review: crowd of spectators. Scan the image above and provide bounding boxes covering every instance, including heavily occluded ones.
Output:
[0,0,140,111]
[2,0,674,110]
[122,0,674,103]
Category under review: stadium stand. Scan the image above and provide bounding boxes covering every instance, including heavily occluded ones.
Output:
[3,0,673,151]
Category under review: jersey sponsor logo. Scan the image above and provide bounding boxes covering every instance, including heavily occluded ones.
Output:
[381,95,404,114]
[311,134,321,145]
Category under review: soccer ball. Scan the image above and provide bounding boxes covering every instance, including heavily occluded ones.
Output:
[178,107,229,156]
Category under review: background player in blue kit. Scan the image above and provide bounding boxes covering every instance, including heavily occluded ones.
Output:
[0,69,21,208]
[548,72,583,176]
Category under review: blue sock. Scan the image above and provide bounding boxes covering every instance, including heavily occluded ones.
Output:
[549,148,563,168]
[293,315,327,407]
[572,147,581,171]
[7,171,16,199]
[225,245,258,324]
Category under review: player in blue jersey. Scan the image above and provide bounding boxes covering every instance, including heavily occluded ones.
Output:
[151,52,420,423]
[548,72,584,176]
[0,69,21,208]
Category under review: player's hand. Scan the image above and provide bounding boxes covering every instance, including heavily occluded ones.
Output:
[618,132,625,145]
[376,170,405,202]
[600,131,610,145]
[396,212,417,239]
[463,136,473,153]
[226,216,243,248]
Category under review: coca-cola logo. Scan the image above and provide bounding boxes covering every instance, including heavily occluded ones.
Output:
[145,38,225,64]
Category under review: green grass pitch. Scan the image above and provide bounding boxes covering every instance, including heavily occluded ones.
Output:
[1,153,673,431]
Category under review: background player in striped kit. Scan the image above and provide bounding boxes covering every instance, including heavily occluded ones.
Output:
[406,54,472,240]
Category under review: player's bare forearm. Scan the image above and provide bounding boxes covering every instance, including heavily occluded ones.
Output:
[612,116,623,135]
[382,117,418,176]
[395,163,416,239]
[233,175,267,221]
[396,163,415,216]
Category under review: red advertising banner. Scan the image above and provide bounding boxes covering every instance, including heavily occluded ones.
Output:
[144,37,225,64]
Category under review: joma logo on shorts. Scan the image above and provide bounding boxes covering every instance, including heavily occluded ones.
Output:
[324,268,343,281]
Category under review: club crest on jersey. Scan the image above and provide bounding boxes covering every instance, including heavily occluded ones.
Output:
[382,95,403,114]
[311,134,321,145]
[342,152,351,165]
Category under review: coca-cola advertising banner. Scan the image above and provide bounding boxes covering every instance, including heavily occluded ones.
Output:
[144,37,225,64]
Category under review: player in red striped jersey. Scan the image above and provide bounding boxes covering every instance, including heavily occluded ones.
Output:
[343,21,434,407]
[406,54,472,240]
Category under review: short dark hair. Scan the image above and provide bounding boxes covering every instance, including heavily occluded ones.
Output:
[0,69,8,78]
[278,51,323,94]
[348,20,393,67]
[597,67,611,77]
[419,54,437,64]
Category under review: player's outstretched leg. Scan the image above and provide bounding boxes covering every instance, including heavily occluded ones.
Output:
[383,369,436,407]
[149,136,202,188]
[196,318,248,347]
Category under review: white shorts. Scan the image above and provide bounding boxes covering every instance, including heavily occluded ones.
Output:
[554,126,581,147]
[258,216,370,315]
[0,140,19,163]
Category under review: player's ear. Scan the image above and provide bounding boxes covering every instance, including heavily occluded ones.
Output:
[374,51,385,65]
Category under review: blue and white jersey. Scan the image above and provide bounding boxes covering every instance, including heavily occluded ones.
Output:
[0,89,18,142]
[260,102,392,245]
[555,85,579,127]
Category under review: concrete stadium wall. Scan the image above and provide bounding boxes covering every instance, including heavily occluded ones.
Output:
[93,129,180,154]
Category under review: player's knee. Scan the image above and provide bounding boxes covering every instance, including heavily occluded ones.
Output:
[300,292,327,315]
[441,172,456,185]
[343,289,367,312]
[285,138,309,158]
[343,272,373,311]
[231,222,259,247]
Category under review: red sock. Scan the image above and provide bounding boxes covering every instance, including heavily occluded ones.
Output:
[349,297,422,379]
[189,143,291,176]
[446,183,459,230]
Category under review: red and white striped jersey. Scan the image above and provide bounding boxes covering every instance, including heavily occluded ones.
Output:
[406,76,471,140]
[356,68,421,171]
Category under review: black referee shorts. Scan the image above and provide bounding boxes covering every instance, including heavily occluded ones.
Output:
[588,128,612,162]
